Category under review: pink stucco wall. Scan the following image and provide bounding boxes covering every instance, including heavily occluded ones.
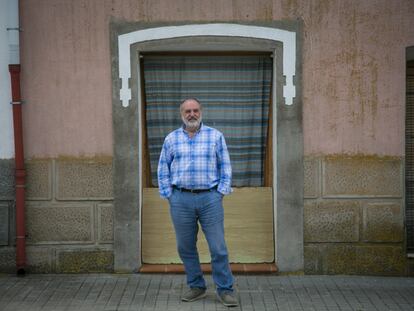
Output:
[20,0,414,157]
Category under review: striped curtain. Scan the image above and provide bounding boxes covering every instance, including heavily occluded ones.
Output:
[143,55,272,187]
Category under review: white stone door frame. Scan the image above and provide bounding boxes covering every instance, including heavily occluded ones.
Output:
[118,23,296,108]
[111,22,303,273]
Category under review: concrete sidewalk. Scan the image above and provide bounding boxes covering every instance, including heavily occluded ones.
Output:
[0,274,413,311]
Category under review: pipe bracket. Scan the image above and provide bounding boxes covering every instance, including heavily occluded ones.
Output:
[6,27,23,32]
[10,101,25,105]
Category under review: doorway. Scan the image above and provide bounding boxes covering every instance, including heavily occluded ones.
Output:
[112,23,303,273]
[140,53,275,264]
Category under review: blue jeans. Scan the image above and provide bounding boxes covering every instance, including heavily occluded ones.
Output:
[168,188,234,293]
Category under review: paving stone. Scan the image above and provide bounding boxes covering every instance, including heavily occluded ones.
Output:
[0,274,412,310]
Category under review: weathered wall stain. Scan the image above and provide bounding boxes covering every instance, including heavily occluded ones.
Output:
[20,0,414,157]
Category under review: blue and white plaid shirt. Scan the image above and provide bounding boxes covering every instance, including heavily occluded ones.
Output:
[158,124,232,199]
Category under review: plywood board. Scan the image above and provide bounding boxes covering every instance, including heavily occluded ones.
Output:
[142,187,274,263]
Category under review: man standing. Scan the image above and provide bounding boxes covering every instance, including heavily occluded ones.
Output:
[157,98,238,307]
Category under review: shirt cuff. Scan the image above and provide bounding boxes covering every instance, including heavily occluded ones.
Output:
[217,184,232,195]
[159,187,172,199]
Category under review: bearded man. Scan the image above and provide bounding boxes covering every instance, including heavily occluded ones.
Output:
[157,98,238,307]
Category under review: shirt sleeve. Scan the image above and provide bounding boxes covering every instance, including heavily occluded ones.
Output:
[157,137,173,199]
[216,133,232,195]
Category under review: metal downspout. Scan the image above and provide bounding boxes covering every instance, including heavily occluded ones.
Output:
[9,65,25,275]
[7,0,25,275]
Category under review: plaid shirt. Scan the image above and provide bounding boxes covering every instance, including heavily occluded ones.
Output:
[158,124,232,199]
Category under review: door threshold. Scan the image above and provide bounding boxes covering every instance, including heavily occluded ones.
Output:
[139,263,278,274]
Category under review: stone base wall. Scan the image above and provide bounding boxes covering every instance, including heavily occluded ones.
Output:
[0,157,114,273]
[0,155,411,274]
[304,155,408,275]
[408,258,414,276]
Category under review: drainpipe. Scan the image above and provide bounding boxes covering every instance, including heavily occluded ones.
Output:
[7,0,25,275]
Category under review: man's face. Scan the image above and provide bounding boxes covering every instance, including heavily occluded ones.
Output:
[181,100,202,130]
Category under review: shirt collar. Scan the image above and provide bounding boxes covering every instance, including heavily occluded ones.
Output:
[181,122,203,136]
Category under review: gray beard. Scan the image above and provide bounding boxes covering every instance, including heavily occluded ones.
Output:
[182,117,202,131]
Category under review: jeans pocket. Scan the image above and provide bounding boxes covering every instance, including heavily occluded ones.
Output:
[215,189,224,199]
[168,189,176,202]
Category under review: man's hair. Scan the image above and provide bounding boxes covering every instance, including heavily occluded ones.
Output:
[180,98,202,112]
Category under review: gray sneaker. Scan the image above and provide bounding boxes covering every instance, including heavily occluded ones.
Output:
[181,287,207,302]
[217,291,239,307]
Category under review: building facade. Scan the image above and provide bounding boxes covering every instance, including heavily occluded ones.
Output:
[1,0,414,275]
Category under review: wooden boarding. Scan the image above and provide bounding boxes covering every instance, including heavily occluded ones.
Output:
[139,263,278,274]
[142,187,274,264]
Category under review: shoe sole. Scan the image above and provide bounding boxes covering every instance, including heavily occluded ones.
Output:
[217,294,239,307]
[181,291,207,302]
